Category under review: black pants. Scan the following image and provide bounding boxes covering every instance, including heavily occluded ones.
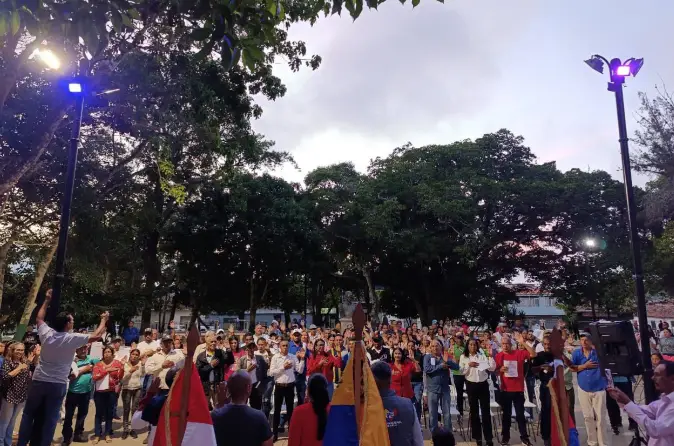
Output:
[453,374,465,416]
[61,392,90,442]
[525,375,536,415]
[465,380,493,442]
[272,384,295,435]
[250,383,263,410]
[500,391,529,441]
[540,384,551,441]
[606,380,637,430]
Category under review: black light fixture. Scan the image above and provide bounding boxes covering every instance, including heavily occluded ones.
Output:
[585,54,655,413]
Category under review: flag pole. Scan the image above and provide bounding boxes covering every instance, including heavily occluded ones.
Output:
[178,324,200,443]
[352,304,366,433]
[550,327,570,445]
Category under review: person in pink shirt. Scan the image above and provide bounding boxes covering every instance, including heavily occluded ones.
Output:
[608,361,674,445]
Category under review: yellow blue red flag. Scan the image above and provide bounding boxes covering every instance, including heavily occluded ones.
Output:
[323,348,390,446]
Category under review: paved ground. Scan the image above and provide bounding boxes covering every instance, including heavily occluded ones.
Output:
[11,383,645,445]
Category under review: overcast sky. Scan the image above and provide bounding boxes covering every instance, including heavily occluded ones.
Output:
[253,0,673,186]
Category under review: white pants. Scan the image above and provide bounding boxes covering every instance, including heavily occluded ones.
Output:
[577,387,609,446]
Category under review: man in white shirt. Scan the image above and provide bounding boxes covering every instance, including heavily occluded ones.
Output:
[144,334,186,391]
[253,324,269,344]
[17,290,108,446]
[137,328,160,358]
[269,339,305,441]
[608,361,674,445]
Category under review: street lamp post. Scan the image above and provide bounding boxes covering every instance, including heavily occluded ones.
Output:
[48,82,86,323]
[583,238,597,320]
[47,81,85,322]
[585,55,656,405]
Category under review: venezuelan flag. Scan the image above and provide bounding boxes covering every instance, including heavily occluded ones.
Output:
[324,350,390,446]
[549,378,580,446]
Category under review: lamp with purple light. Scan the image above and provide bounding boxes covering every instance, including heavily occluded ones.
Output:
[615,65,631,77]
[584,53,655,414]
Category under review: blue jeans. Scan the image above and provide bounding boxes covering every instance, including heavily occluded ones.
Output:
[0,399,25,446]
[295,376,307,405]
[17,380,67,446]
[428,388,452,433]
[94,392,117,437]
[327,382,334,400]
[411,382,423,421]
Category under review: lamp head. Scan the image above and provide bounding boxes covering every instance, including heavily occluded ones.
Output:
[584,56,604,74]
[68,83,83,94]
[629,58,644,77]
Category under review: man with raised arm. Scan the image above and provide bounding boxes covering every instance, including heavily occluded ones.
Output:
[17,289,109,446]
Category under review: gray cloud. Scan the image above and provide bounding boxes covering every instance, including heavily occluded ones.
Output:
[255,1,540,152]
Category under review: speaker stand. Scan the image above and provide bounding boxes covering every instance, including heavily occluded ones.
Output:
[628,429,647,446]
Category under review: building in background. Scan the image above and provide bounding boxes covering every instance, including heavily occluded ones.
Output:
[510,284,565,328]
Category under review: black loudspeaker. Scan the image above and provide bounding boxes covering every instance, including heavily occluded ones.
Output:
[588,321,643,377]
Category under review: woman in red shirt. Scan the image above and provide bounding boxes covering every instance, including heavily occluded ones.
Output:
[390,347,419,399]
[306,339,341,399]
[224,336,245,381]
[92,346,124,443]
[288,374,330,446]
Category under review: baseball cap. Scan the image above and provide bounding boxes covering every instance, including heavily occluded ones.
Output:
[161,334,173,342]
[291,329,302,335]
[432,319,438,325]
[216,329,225,334]
[143,328,153,335]
[112,336,122,343]
[309,324,317,330]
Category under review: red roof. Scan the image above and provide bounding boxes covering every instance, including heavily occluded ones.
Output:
[647,303,674,319]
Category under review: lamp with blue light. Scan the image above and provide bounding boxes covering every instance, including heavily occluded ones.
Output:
[68,82,83,93]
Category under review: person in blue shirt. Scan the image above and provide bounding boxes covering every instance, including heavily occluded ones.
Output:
[122,321,139,346]
[288,330,310,404]
[423,339,460,434]
[568,333,609,446]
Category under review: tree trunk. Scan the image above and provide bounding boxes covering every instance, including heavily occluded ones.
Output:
[0,106,69,198]
[249,278,257,330]
[169,293,179,326]
[102,265,114,292]
[14,238,58,340]
[141,170,163,329]
[362,266,379,325]
[0,233,18,322]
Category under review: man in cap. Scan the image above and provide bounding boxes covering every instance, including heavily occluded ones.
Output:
[308,324,318,343]
[288,329,309,405]
[367,336,391,363]
[371,361,424,446]
[145,334,185,391]
[137,328,159,359]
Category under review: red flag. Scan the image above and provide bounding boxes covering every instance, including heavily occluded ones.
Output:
[152,363,216,446]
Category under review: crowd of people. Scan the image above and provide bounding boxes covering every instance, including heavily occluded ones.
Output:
[2,294,674,446]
